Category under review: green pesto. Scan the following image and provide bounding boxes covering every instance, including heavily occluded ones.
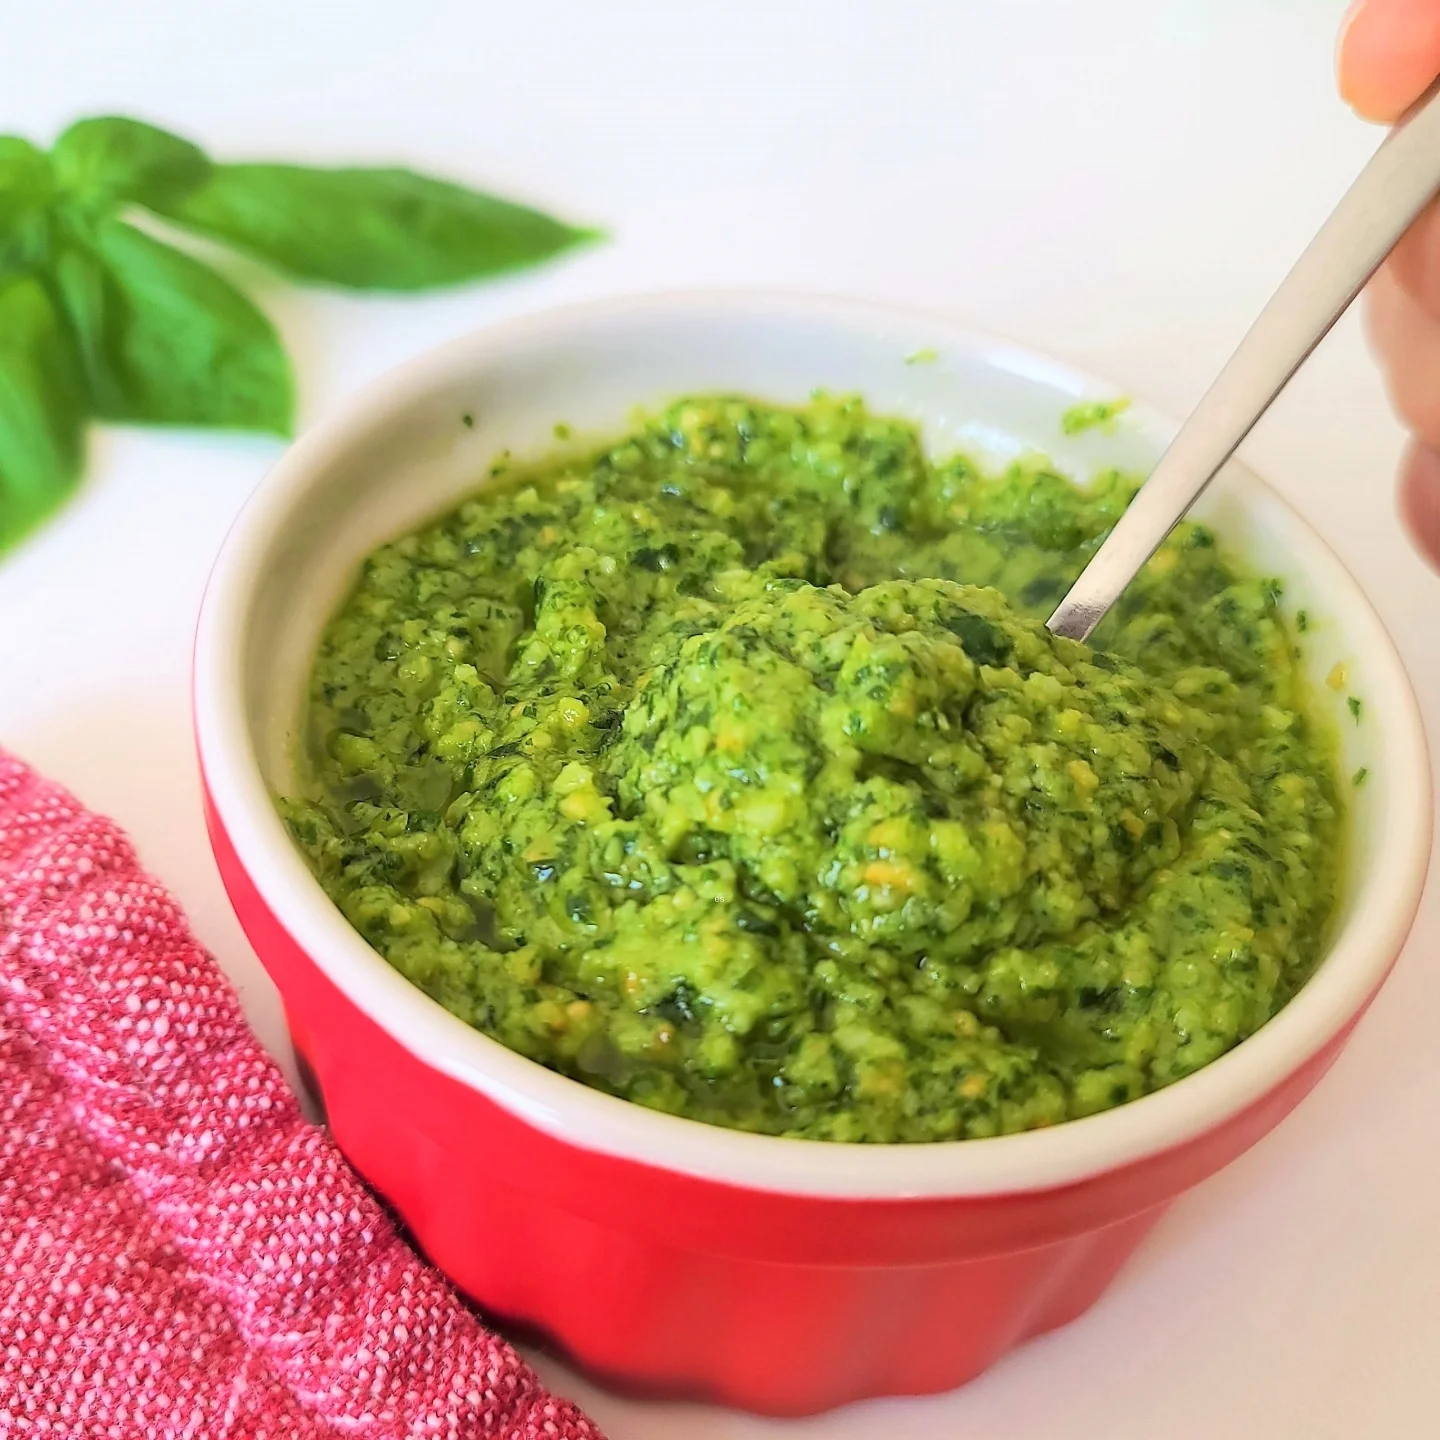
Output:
[1061,396,1131,436]
[280,395,1341,1143]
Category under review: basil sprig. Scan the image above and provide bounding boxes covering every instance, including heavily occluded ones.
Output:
[0,116,599,554]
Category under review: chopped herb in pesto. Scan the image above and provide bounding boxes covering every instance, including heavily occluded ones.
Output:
[1353,766,1369,787]
[1296,609,1309,632]
[281,394,1341,1143]
[1348,695,1362,722]
[1061,396,1131,436]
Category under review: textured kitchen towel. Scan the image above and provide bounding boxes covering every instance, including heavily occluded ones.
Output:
[0,751,604,1439]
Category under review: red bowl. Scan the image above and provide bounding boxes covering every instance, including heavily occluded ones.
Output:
[194,293,1432,1416]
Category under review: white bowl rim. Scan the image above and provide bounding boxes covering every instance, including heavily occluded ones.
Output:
[194,287,1433,1201]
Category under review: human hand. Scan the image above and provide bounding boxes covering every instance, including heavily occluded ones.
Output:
[1340,0,1440,564]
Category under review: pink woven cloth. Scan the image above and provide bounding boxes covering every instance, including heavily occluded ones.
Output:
[0,752,604,1439]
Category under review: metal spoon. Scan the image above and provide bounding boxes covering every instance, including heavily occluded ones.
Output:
[1048,77,1440,642]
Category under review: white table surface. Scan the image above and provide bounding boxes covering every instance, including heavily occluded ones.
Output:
[3,2,1437,1436]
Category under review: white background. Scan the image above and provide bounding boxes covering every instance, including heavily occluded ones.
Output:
[2,2,1437,1436]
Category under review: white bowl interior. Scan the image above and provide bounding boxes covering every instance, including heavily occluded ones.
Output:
[199,292,1430,1199]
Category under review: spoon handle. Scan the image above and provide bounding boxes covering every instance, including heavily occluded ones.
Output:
[1048,77,1440,642]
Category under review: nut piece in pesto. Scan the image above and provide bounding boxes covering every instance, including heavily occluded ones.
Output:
[280,394,1341,1143]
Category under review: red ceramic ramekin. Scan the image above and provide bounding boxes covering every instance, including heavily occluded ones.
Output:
[194,292,1432,1416]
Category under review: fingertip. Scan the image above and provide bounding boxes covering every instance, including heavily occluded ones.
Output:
[1338,0,1440,122]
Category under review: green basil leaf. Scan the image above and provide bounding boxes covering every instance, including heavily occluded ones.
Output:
[51,116,211,211]
[0,274,88,554]
[155,163,600,290]
[0,137,54,276]
[50,218,293,434]
[0,136,52,227]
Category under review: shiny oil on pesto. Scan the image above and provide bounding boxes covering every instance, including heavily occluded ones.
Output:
[280,395,1341,1143]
